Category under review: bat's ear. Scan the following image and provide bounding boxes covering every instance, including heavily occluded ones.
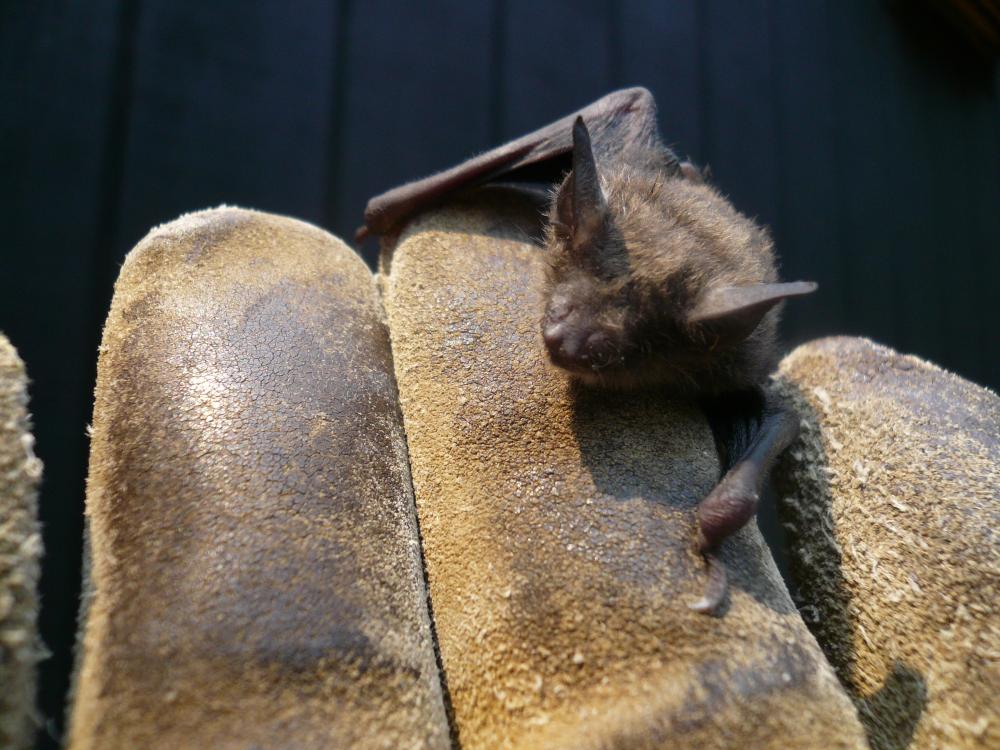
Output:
[555,116,607,245]
[688,281,817,343]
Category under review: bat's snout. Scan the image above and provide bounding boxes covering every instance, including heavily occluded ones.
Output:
[542,320,579,365]
[542,320,618,373]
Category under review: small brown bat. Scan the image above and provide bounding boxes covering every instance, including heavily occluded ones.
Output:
[362,88,816,614]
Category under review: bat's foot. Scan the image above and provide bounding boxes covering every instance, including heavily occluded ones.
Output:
[689,390,803,617]
[689,472,757,616]
[698,481,760,550]
[689,552,728,615]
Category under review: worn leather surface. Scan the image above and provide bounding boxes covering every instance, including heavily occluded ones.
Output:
[772,337,999,750]
[69,207,449,749]
[379,197,869,750]
[0,334,43,750]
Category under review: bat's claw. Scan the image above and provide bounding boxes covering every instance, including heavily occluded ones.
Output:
[688,595,718,614]
[689,553,728,615]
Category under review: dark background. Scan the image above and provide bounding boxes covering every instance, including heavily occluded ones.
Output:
[2,1,998,746]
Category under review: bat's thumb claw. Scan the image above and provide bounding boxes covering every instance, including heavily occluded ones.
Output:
[688,595,717,614]
[689,553,728,616]
[354,224,370,244]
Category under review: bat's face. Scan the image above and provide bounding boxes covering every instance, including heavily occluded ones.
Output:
[539,118,803,393]
[540,229,714,393]
[540,264,635,385]
[539,118,815,394]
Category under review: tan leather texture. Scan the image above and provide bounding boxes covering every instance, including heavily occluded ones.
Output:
[0,335,43,750]
[379,197,869,750]
[772,337,999,750]
[69,207,449,749]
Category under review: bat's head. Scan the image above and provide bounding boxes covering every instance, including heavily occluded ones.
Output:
[541,117,816,392]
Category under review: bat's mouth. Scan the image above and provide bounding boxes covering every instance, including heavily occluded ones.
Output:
[548,357,642,392]
[543,335,627,378]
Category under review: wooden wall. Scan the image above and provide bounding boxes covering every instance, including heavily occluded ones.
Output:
[2,1,997,745]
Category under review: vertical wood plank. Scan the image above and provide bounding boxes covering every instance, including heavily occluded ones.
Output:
[499,0,615,139]
[0,1,124,743]
[700,0,780,234]
[825,1,1000,387]
[331,0,494,264]
[112,0,338,273]
[827,2,901,347]
[619,0,703,162]
[891,26,1000,390]
[770,0,845,343]
[870,16,950,365]
[970,83,1000,389]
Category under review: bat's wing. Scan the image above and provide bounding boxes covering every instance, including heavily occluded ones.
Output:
[361,87,662,239]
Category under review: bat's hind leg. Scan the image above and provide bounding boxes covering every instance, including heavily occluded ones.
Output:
[690,389,800,614]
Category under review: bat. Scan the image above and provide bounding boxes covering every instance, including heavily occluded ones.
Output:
[361,88,816,615]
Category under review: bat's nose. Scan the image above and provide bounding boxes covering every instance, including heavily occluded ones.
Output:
[542,322,586,366]
[542,321,566,352]
[542,322,569,355]
[543,322,621,373]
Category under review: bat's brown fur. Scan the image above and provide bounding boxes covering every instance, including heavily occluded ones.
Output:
[541,128,781,395]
